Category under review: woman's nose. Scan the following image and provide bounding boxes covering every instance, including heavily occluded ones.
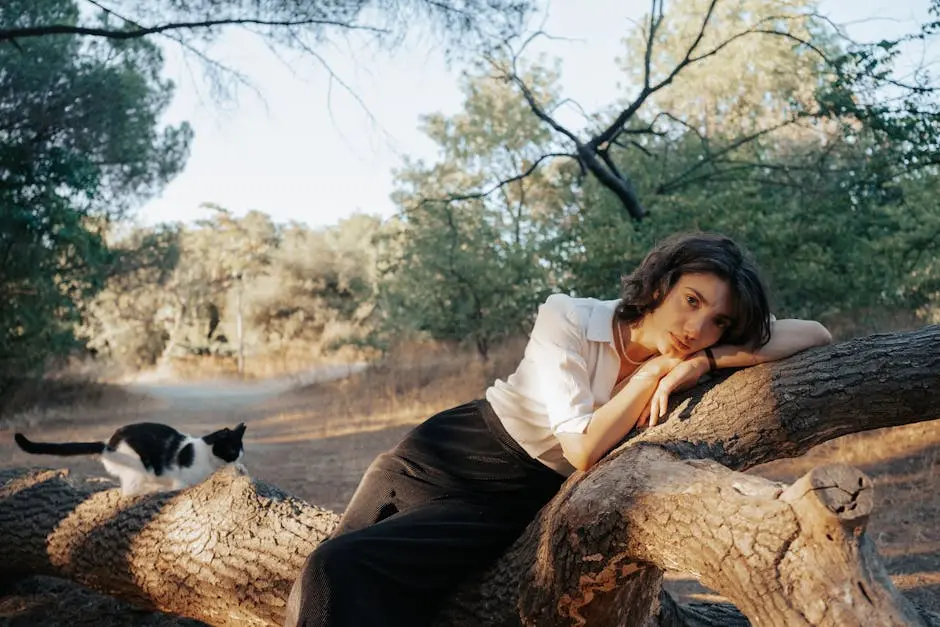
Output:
[684,318,705,342]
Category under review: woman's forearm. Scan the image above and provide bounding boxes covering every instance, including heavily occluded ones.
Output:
[709,319,832,368]
[556,357,674,471]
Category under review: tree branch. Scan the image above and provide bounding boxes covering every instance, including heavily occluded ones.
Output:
[0,19,385,43]
[422,152,573,204]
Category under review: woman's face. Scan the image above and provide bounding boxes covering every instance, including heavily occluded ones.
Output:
[642,272,734,358]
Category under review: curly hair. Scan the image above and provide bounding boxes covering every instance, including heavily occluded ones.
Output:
[614,232,772,347]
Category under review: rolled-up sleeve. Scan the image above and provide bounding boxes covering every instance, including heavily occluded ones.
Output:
[527,294,594,435]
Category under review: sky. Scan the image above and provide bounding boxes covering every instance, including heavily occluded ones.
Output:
[136,0,935,231]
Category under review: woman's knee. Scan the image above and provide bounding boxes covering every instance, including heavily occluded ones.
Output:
[284,535,364,626]
[302,533,362,586]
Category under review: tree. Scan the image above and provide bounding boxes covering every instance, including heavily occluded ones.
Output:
[3,327,939,625]
[439,0,940,224]
[379,64,572,360]
[80,224,183,370]
[468,0,940,328]
[83,210,390,374]
[253,213,385,355]
[0,0,537,101]
[0,0,191,399]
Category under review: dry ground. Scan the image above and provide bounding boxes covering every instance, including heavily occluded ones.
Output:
[0,358,938,625]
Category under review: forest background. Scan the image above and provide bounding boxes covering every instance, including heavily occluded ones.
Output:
[1,0,939,413]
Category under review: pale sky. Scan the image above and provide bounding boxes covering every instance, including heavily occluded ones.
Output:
[136,0,934,230]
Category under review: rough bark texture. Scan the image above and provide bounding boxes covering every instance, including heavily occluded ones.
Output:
[628,325,940,471]
[2,326,939,626]
[438,448,928,627]
[0,466,338,626]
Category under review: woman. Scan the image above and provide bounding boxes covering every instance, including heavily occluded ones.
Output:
[284,232,832,626]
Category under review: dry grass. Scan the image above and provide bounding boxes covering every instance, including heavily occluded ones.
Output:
[250,336,529,443]
[165,343,375,382]
[822,306,924,342]
[0,376,156,428]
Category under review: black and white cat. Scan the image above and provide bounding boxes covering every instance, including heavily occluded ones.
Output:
[14,422,247,496]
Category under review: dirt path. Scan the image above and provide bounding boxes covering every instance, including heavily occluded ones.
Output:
[0,369,422,626]
[0,364,397,513]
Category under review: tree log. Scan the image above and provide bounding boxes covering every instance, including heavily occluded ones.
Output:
[2,326,939,626]
[0,467,336,626]
[437,448,926,626]
[627,324,940,471]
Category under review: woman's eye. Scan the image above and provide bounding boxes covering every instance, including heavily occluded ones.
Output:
[686,295,698,307]
[715,318,730,329]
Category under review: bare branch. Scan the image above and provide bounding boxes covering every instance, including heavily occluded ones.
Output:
[0,18,386,43]
[496,58,580,144]
[281,29,391,147]
[642,0,665,91]
[614,138,655,158]
[547,98,592,125]
[492,47,648,218]
[655,116,807,194]
[681,0,721,68]
[592,11,826,152]
[424,152,573,204]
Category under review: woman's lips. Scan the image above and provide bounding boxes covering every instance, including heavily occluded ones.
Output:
[671,333,690,352]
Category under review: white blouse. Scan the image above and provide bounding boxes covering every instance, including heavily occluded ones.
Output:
[485,293,622,476]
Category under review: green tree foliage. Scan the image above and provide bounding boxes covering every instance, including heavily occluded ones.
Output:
[556,0,940,325]
[0,0,191,393]
[0,0,536,101]
[248,213,384,354]
[380,64,574,359]
[83,211,385,371]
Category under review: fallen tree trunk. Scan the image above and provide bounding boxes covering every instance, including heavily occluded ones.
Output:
[444,450,922,626]
[2,326,939,626]
[0,467,337,626]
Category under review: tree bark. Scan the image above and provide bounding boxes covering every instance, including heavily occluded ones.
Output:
[437,449,928,627]
[0,467,337,626]
[2,326,939,626]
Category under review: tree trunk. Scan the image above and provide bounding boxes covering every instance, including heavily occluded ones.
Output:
[438,449,927,627]
[157,296,188,370]
[2,326,939,626]
[0,468,337,626]
[236,274,245,376]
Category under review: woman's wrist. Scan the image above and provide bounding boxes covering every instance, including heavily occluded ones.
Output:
[702,347,718,371]
[642,354,682,379]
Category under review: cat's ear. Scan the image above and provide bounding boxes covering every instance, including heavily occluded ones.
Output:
[233,423,247,438]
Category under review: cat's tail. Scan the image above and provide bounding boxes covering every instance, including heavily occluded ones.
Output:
[14,433,106,456]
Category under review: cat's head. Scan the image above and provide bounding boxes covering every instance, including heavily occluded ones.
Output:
[204,423,247,463]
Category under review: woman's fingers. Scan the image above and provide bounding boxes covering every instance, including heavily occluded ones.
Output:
[649,381,671,427]
[650,391,660,427]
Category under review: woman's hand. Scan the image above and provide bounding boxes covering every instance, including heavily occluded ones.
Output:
[648,352,711,427]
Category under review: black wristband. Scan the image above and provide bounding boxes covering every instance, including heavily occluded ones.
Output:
[704,347,718,371]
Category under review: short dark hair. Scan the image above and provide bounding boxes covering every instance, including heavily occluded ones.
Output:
[614,232,772,347]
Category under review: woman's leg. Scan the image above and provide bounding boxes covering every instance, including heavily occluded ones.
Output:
[284,400,563,627]
[286,498,539,627]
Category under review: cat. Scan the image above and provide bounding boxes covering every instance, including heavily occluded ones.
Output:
[14,422,247,496]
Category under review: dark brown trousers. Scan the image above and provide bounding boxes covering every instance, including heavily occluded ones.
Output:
[284,399,564,627]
